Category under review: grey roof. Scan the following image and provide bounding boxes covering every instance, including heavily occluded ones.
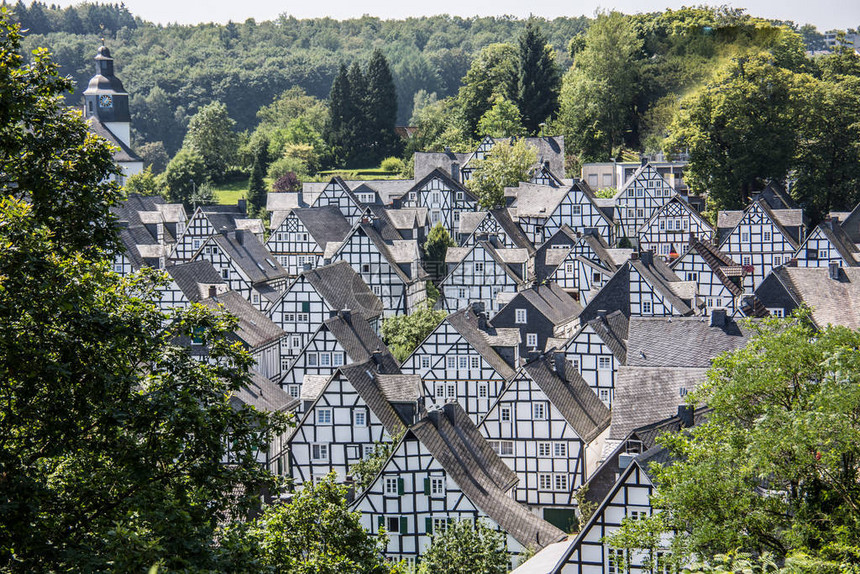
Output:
[112,193,165,223]
[508,183,569,218]
[841,202,860,243]
[201,291,284,349]
[211,230,288,285]
[611,366,709,439]
[293,206,353,248]
[117,225,160,269]
[586,310,629,364]
[376,374,422,402]
[411,403,566,549]
[323,310,399,371]
[489,207,536,253]
[717,210,744,237]
[765,266,860,330]
[348,179,416,204]
[266,192,303,211]
[511,283,583,326]
[166,260,226,302]
[233,370,298,413]
[87,117,141,163]
[458,211,488,236]
[523,354,612,443]
[408,168,477,202]
[300,375,331,402]
[814,221,859,265]
[631,254,696,315]
[627,316,753,368]
[413,150,471,181]
[446,307,517,380]
[676,238,745,298]
[338,361,415,434]
[299,261,384,320]
[479,136,564,177]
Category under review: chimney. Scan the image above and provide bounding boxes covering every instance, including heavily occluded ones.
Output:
[237,199,247,214]
[639,251,653,265]
[709,308,727,328]
[525,349,542,364]
[372,347,383,365]
[544,160,551,170]
[344,476,356,504]
[677,405,694,428]
[630,252,639,261]
[470,301,485,316]
[329,310,339,318]
[451,162,460,183]
[235,230,244,246]
[553,352,566,380]
[829,261,840,280]
[341,308,351,321]
[208,285,217,298]
[640,157,648,167]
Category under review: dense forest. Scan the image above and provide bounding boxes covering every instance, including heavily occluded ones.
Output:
[6,2,860,218]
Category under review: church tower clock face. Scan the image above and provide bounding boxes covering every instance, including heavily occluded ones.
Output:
[99,94,113,108]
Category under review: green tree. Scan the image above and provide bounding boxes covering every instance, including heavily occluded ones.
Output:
[349,430,404,490]
[477,97,525,138]
[163,147,208,206]
[557,11,643,162]
[124,165,162,196]
[423,222,457,282]
[247,135,268,216]
[664,54,807,210]
[237,474,397,574]
[608,309,860,568]
[420,519,508,574]
[466,139,537,209]
[0,14,288,569]
[365,48,401,162]
[135,140,169,174]
[515,21,561,134]
[381,304,447,362]
[183,100,238,182]
[457,43,518,137]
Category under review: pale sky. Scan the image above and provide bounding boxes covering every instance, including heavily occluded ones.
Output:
[50,0,860,32]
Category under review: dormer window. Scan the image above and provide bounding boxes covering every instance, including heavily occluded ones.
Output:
[515,309,527,324]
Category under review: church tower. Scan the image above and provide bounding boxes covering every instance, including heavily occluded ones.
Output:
[83,43,132,148]
[83,42,142,180]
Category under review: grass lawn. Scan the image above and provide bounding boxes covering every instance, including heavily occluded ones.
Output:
[211,177,248,205]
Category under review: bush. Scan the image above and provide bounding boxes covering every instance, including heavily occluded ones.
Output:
[380,156,405,173]
[267,155,308,181]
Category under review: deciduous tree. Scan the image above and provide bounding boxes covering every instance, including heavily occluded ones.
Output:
[381,304,447,362]
[420,519,508,574]
[183,100,238,182]
[466,139,536,209]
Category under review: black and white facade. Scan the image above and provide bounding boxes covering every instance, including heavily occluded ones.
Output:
[637,197,713,260]
[398,169,478,238]
[612,164,678,242]
[265,206,352,277]
[441,241,528,315]
[671,238,746,316]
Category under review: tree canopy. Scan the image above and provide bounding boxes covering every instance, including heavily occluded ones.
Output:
[419,519,509,574]
[466,139,537,210]
[515,21,561,134]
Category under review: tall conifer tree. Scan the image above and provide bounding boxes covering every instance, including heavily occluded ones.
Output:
[327,64,351,166]
[347,61,371,166]
[516,21,561,134]
[365,49,400,163]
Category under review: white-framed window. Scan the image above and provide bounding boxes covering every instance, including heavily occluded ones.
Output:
[447,356,456,370]
[363,444,375,459]
[741,232,750,242]
[539,473,552,490]
[629,509,648,520]
[290,335,301,348]
[457,287,466,299]
[627,208,635,218]
[387,516,401,533]
[470,356,479,369]
[538,442,551,457]
[526,333,538,348]
[565,262,574,274]
[252,292,260,304]
[686,271,698,281]
[320,352,331,367]
[554,474,568,491]
[288,384,300,398]
[316,408,332,425]
[500,405,512,422]
[774,255,782,266]
[311,443,328,461]
[478,383,488,398]
[297,313,309,322]
[307,353,318,367]
[362,263,371,274]
[385,477,399,495]
[742,255,751,266]
[408,192,417,202]
[642,300,652,314]
[763,231,771,241]
[554,443,567,457]
[113,262,124,273]
[429,477,445,496]
[572,204,582,216]
[600,388,610,402]
[221,268,230,280]
[570,358,579,370]
[768,307,785,318]
[637,208,644,218]
[432,517,449,534]
[608,547,627,574]
[819,249,829,259]
[474,262,484,274]
[354,410,367,427]
[515,309,527,324]
[332,352,345,367]
[193,239,201,250]
[458,356,468,370]
[533,402,547,420]
[598,356,611,370]
[456,191,464,201]
[666,219,673,231]
[285,312,296,324]
[346,445,360,460]
[421,356,431,369]
[490,440,514,456]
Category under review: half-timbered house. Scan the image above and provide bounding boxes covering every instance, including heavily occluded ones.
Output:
[479,353,611,526]
[352,402,566,567]
[718,199,804,291]
[287,360,421,486]
[637,196,714,260]
[268,261,384,370]
[278,309,398,408]
[396,168,478,238]
[308,177,364,224]
[458,209,536,253]
[510,181,613,247]
[671,237,746,316]
[794,219,859,268]
[441,240,529,315]
[265,206,353,277]
[329,212,428,315]
[170,203,260,263]
[158,260,228,312]
[399,304,519,423]
[493,283,582,356]
[191,229,289,312]
[613,163,678,243]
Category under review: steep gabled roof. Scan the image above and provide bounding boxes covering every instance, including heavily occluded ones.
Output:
[210,230,289,286]
[808,221,860,265]
[166,260,226,302]
[630,254,696,315]
[626,316,753,368]
[522,354,612,443]
[503,283,583,327]
[407,167,476,201]
[677,237,745,298]
[293,206,353,248]
[763,266,860,330]
[840,202,860,244]
[338,361,420,434]
[489,207,536,253]
[232,370,298,413]
[299,261,384,320]
[323,310,399,372]
[201,291,284,349]
[586,310,629,364]
[446,306,517,380]
[507,183,569,218]
[410,403,566,549]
